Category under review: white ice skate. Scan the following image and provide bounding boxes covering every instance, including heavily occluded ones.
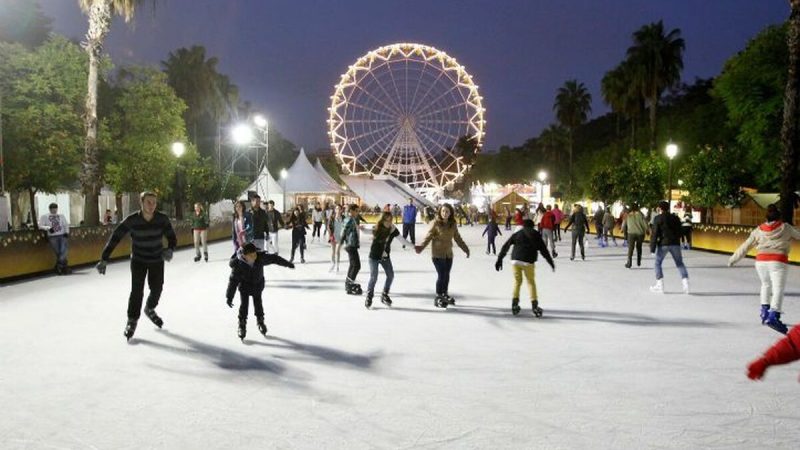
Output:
[681,278,690,294]
[649,279,664,294]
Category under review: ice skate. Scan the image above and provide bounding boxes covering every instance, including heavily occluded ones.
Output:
[531,300,543,317]
[380,292,392,307]
[444,294,456,305]
[256,318,267,336]
[649,279,664,294]
[237,319,246,341]
[328,262,335,272]
[144,307,163,328]
[194,254,201,262]
[760,304,770,324]
[434,294,448,308]
[365,291,373,309]
[766,310,788,334]
[204,252,208,262]
[123,319,137,341]
[681,278,690,294]
[511,298,520,316]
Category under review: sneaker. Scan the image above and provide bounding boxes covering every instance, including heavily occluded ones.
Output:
[760,304,770,324]
[766,310,788,334]
[144,307,163,328]
[649,280,664,294]
[681,278,690,294]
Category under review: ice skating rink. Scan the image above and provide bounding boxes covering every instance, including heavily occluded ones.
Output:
[2,225,800,449]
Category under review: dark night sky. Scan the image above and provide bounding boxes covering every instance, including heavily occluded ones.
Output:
[35,0,789,153]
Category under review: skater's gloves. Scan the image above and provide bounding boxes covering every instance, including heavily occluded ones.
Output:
[495,260,503,271]
[162,248,174,262]
[226,297,233,308]
[95,260,107,275]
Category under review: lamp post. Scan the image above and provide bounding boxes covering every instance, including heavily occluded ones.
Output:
[666,142,678,212]
[280,168,288,211]
[253,115,269,200]
[171,142,186,220]
[537,170,548,205]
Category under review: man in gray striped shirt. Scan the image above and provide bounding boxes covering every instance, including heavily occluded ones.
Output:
[96,191,177,341]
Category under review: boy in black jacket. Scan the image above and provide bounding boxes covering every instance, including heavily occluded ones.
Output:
[495,219,555,316]
[649,201,689,294]
[226,242,294,341]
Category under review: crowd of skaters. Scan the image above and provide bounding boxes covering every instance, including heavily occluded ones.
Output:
[19,185,797,381]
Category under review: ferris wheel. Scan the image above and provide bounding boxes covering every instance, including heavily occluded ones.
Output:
[328,43,486,197]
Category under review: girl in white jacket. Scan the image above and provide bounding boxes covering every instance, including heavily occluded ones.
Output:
[729,204,800,334]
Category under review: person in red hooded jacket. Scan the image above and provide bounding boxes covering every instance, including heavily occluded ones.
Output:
[747,324,800,381]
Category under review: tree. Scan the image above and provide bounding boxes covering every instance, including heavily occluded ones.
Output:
[0,37,88,228]
[588,165,619,206]
[104,67,187,205]
[714,25,787,190]
[626,20,685,151]
[680,146,747,222]
[601,61,645,146]
[0,0,52,48]
[614,149,666,208]
[780,1,800,223]
[553,79,592,186]
[78,0,150,226]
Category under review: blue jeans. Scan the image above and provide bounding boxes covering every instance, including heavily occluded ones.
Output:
[654,245,689,280]
[48,235,69,266]
[367,258,394,294]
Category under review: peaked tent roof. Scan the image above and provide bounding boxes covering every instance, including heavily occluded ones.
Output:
[313,159,346,192]
[239,165,283,201]
[284,148,346,194]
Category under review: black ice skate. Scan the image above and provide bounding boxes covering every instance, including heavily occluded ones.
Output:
[194,254,201,262]
[204,252,208,262]
[380,292,392,307]
[434,294,448,308]
[144,307,163,328]
[347,282,363,296]
[531,300,543,318]
[444,294,455,305]
[256,318,267,336]
[511,298,520,316]
[365,291,373,309]
[238,319,247,341]
[124,319,137,341]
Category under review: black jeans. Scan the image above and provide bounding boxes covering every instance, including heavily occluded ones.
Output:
[570,232,585,259]
[487,238,496,254]
[402,223,416,244]
[128,260,164,320]
[238,289,264,322]
[432,257,453,295]
[291,229,305,261]
[627,233,644,266]
[313,221,322,238]
[346,247,361,283]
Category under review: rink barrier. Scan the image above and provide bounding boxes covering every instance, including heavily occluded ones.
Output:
[0,219,233,281]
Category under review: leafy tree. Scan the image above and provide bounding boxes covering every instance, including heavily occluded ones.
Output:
[588,165,619,205]
[781,0,800,223]
[553,79,592,186]
[680,146,747,222]
[0,0,52,48]
[78,0,151,226]
[713,25,787,190]
[626,20,685,151]
[0,37,88,229]
[104,67,187,205]
[614,149,666,208]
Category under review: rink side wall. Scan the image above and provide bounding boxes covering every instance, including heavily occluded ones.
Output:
[0,219,232,281]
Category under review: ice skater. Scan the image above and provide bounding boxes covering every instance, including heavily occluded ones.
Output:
[539,204,557,257]
[226,242,294,341]
[415,204,470,308]
[482,216,502,255]
[602,208,617,246]
[363,211,411,309]
[339,204,363,294]
[232,200,253,255]
[728,204,800,334]
[287,207,308,264]
[311,203,324,242]
[563,204,590,261]
[191,202,209,262]
[327,204,345,272]
[265,200,285,254]
[95,191,177,341]
[39,202,71,274]
[747,323,800,381]
[495,219,555,316]
[624,202,647,268]
[649,201,689,294]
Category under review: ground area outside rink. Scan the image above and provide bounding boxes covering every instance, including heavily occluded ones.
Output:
[2,226,800,449]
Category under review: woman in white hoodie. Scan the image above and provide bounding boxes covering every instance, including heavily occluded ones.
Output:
[729,204,800,334]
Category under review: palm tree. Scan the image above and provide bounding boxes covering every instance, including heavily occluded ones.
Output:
[537,124,567,170]
[626,20,685,151]
[602,61,645,148]
[553,79,592,187]
[780,0,800,223]
[78,0,148,226]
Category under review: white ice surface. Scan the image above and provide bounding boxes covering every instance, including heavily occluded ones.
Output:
[2,227,800,449]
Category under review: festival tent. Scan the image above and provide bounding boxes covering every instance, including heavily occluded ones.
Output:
[239,165,284,210]
[283,149,357,208]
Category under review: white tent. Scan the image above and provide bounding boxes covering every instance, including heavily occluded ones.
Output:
[313,159,346,192]
[239,166,284,210]
[342,175,434,211]
[284,148,346,194]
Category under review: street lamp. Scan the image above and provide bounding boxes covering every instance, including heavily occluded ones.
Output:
[232,123,254,146]
[252,115,269,199]
[280,168,288,211]
[537,170,548,205]
[537,170,547,183]
[665,142,679,212]
[171,141,186,220]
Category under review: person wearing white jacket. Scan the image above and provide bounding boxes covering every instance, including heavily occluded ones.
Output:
[38,202,70,274]
[729,204,800,334]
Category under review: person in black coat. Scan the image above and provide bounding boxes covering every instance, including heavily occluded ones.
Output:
[495,219,555,316]
[286,207,309,264]
[649,201,689,294]
[226,242,294,340]
[482,216,502,255]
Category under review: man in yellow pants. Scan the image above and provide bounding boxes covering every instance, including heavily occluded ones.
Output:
[496,219,555,316]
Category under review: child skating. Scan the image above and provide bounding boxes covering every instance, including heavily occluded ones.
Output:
[226,242,294,341]
[728,204,800,334]
[363,211,411,309]
[495,219,555,316]
[482,216,502,255]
